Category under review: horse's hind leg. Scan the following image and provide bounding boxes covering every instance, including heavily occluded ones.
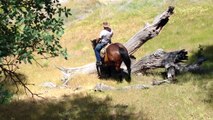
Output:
[107,66,112,77]
[115,65,122,82]
[117,69,123,82]
[120,70,123,82]
[123,56,131,82]
[127,67,131,82]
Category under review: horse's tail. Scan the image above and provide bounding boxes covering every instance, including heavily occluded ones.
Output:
[119,47,131,82]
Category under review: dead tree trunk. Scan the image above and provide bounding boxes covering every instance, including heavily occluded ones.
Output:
[131,49,188,73]
[131,49,206,79]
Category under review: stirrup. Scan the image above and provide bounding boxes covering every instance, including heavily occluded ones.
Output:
[96,61,102,66]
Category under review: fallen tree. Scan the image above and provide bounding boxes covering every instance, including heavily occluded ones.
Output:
[57,6,206,84]
[131,49,206,82]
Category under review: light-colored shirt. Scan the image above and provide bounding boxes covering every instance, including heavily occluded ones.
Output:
[99,29,113,43]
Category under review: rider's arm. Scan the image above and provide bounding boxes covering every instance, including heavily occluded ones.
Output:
[96,30,105,43]
[96,37,101,43]
[109,30,113,43]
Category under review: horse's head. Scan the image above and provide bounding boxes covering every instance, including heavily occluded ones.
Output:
[90,39,98,49]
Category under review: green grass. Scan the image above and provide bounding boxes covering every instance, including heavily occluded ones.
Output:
[1,0,213,120]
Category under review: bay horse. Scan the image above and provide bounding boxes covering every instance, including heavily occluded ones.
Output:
[91,39,131,82]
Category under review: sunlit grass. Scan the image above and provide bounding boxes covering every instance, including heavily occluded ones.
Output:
[4,0,213,119]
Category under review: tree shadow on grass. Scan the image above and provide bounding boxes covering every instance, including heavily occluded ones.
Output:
[1,72,28,91]
[177,45,213,107]
[0,94,147,120]
[0,73,29,104]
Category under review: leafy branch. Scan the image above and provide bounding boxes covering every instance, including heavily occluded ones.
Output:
[0,0,71,96]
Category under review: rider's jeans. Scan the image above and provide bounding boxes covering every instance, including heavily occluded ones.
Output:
[95,42,107,62]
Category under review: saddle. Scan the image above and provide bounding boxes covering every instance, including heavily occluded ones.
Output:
[100,43,110,58]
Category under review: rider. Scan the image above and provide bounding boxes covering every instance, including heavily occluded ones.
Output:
[95,22,113,65]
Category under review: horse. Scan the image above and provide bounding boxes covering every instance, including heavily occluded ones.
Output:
[91,39,131,82]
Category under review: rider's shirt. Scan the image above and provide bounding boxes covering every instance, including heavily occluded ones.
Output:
[99,29,113,44]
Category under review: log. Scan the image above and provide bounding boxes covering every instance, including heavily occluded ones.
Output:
[131,49,188,73]
[132,49,206,81]
[58,6,175,83]
[57,63,96,84]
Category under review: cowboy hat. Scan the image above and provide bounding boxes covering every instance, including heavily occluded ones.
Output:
[103,22,110,27]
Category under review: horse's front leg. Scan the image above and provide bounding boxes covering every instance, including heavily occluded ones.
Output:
[96,64,102,78]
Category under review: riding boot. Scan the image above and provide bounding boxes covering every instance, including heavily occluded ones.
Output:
[96,61,102,66]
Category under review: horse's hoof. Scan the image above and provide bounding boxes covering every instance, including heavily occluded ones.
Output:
[98,75,103,79]
[126,78,131,83]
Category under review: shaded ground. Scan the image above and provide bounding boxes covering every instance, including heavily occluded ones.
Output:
[0,93,148,120]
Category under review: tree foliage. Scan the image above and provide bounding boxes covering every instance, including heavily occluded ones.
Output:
[0,0,71,94]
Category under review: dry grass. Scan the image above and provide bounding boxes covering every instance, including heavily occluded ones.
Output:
[1,0,213,120]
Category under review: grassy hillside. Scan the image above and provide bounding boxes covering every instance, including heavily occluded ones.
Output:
[0,0,212,119]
